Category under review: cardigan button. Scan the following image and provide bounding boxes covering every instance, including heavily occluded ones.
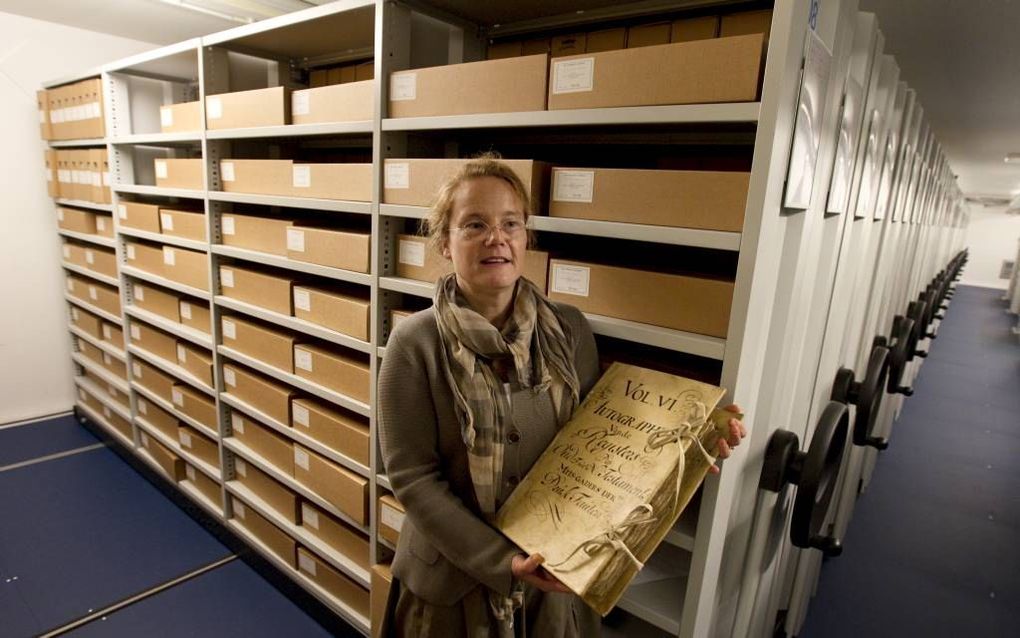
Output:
[507,430,521,444]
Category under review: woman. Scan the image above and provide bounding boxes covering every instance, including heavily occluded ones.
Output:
[377,155,745,637]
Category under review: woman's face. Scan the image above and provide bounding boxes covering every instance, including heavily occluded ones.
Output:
[442,176,527,298]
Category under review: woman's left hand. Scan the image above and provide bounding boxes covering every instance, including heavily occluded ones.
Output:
[709,404,746,474]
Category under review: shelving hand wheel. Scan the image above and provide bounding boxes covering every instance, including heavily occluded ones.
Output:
[830,345,891,450]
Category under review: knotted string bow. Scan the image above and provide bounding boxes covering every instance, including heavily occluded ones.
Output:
[644,402,715,513]
[548,504,658,571]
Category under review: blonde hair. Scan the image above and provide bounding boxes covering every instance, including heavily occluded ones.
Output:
[423,152,534,255]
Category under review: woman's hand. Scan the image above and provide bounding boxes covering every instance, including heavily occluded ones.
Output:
[709,404,746,474]
[511,553,570,593]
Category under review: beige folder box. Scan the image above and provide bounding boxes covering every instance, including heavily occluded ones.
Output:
[292,285,370,342]
[228,407,295,474]
[159,101,203,133]
[94,213,115,238]
[551,33,586,58]
[132,359,177,402]
[206,87,290,130]
[290,163,373,201]
[129,321,179,362]
[222,364,295,428]
[172,384,217,432]
[103,404,134,440]
[370,563,393,638]
[354,61,374,81]
[132,282,181,323]
[231,495,297,568]
[219,264,295,315]
[70,306,103,340]
[82,246,118,279]
[720,9,773,38]
[487,40,522,60]
[296,547,370,617]
[102,322,124,346]
[222,315,296,373]
[292,344,370,404]
[585,27,627,53]
[180,299,211,335]
[382,158,548,212]
[291,397,369,467]
[159,208,206,242]
[220,213,294,256]
[394,234,549,292]
[185,463,222,506]
[162,246,210,291]
[293,444,368,525]
[377,493,405,546]
[291,81,374,125]
[87,280,122,317]
[219,159,293,196]
[102,380,130,411]
[136,396,180,440]
[176,341,214,387]
[233,456,300,524]
[285,226,371,273]
[671,16,720,42]
[57,207,96,234]
[626,22,672,48]
[154,158,204,190]
[299,501,370,570]
[177,424,220,469]
[125,241,166,277]
[140,431,185,481]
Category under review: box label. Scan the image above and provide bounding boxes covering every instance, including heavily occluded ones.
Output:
[127,245,136,260]
[550,264,591,297]
[160,212,174,231]
[160,106,173,127]
[177,344,186,363]
[552,170,596,203]
[552,58,595,94]
[163,248,176,266]
[295,349,313,371]
[103,172,110,187]
[134,283,145,300]
[138,399,148,414]
[78,388,87,401]
[234,500,245,518]
[57,208,65,222]
[384,162,410,189]
[88,285,98,300]
[103,406,112,418]
[286,228,306,253]
[292,165,311,189]
[294,447,310,470]
[62,245,70,259]
[293,289,311,312]
[96,218,107,232]
[180,302,192,319]
[117,204,127,219]
[155,160,168,179]
[222,216,235,235]
[140,431,149,447]
[231,413,244,432]
[132,362,142,378]
[207,97,222,120]
[220,269,234,288]
[292,92,310,116]
[220,161,235,182]
[235,458,247,477]
[103,353,112,365]
[103,325,113,339]
[222,319,236,340]
[85,250,95,265]
[224,368,236,387]
[293,403,310,426]
[179,431,192,448]
[72,308,80,321]
[186,465,196,481]
[66,279,74,292]
[382,502,406,533]
[390,72,417,101]
[173,388,184,406]
[107,384,116,397]
[130,324,141,340]
[398,239,425,267]
[298,552,316,576]
[301,504,319,529]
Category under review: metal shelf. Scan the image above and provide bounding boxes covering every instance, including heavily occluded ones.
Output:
[382,103,761,132]
[378,276,432,299]
[113,184,206,200]
[215,296,372,355]
[122,265,212,300]
[375,473,391,491]
[225,481,370,586]
[125,306,213,349]
[74,375,131,422]
[375,346,386,359]
[379,204,427,220]
[663,513,698,553]
[132,382,220,442]
[49,138,106,148]
[615,543,692,635]
[128,344,216,398]
[65,294,122,325]
[55,199,114,212]
[222,437,366,532]
[58,229,117,248]
[206,121,372,140]
[218,345,370,417]
[62,262,120,287]
[70,326,126,362]
[585,313,726,361]
[220,393,370,478]
[75,400,134,449]
[110,133,202,145]
[208,191,371,215]
[529,216,742,252]
[178,477,226,519]
[211,245,373,287]
[136,416,222,481]
[71,352,130,394]
[119,227,208,252]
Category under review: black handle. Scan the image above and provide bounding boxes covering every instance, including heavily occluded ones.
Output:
[884,316,915,395]
[906,300,925,357]
[830,345,890,449]
[759,401,849,557]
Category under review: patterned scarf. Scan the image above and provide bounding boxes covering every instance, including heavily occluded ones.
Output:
[433,273,580,519]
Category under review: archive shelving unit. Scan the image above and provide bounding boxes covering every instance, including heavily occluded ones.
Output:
[41,1,967,637]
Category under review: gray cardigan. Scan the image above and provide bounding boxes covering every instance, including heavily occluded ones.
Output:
[377,303,600,605]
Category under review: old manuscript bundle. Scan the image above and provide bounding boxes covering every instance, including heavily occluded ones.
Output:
[496,362,732,615]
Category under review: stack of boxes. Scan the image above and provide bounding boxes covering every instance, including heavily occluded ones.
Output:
[46,149,112,204]
[37,78,106,141]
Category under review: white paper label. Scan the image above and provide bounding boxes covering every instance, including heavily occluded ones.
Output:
[85,250,95,265]
[130,324,141,340]
[552,58,595,94]
[390,72,417,101]
[295,349,313,371]
[103,406,111,418]
[88,285,98,300]
[293,289,311,312]
[222,216,235,235]
[160,213,174,231]
[39,109,45,123]
[222,319,236,340]
[127,245,136,260]
[163,248,176,266]
[102,325,112,339]
[57,208,64,222]
[207,96,222,120]
[138,399,148,415]
[72,308,80,321]
[550,264,590,297]
[134,283,145,301]
[140,432,150,447]
[384,162,410,189]
[177,344,186,363]
[398,239,425,267]
[66,279,74,292]
[96,218,106,232]
[180,302,192,320]
[186,465,196,481]
[107,384,116,397]
[160,106,173,127]
[220,161,235,182]
[231,413,244,432]
[552,170,595,203]
[292,92,310,116]
[224,368,236,387]
[155,160,168,179]
[234,500,245,518]
[103,171,110,187]
[173,388,184,406]
[294,447,310,470]
[235,458,247,476]
[62,245,71,259]
[292,165,311,189]
[293,403,310,427]
[78,388,87,401]
[133,362,142,378]
[302,504,319,529]
[118,204,127,219]
[45,170,51,181]
[298,553,316,576]
[286,229,305,252]
[103,353,112,365]
[221,269,234,288]
[179,431,192,447]
[382,503,406,532]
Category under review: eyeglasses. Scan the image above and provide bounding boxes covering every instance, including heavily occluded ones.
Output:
[450,217,527,241]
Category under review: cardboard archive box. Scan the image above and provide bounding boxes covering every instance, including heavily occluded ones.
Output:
[177,424,220,469]
[220,160,293,196]
[388,54,548,118]
[140,430,186,481]
[75,338,105,369]
[75,278,121,317]
[132,359,177,402]
[390,309,412,329]
[176,341,214,386]
[228,409,295,474]
[180,299,211,334]
[291,80,374,125]
[172,385,218,432]
[154,158,204,190]
[162,246,210,291]
[129,321,178,362]
[547,259,734,337]
[291,397,369,466]
[547,34,765,110]
[38,90,52,140]
[586,27,627,53]
[222,365,295,427]
[382,158,548,212]
[395,234,550,293]
[102,322,124,346]
[57,207,95,234]
[296,547,370,617]
[219,263,295,315]
[720,9,773,38]
[159,209,207,242]
[132,282,181,322]
[293,444,368,524]
[136,396,180,440]
[125,241,166,277]
[370,564,393,638]
[292,343,370,404]
[377,493,405,546]
[231,496,297,568]
[290,163,373,201]
[70,306,103,340]
[80,246,117,279]
[671,16,720,42]
[486,40,522,60]
[292,285,370,342]
[94,213,115,238]
[99,379,130,411]
[300,501,370,570]
[221,212,295,256]
[221,315,296,372]
[234,456,300,523]
[549,167,749,231]
[551,33,586,57]
[100,404,133,440]
[184,463,222,506]
[206,87,290,130]
[627,22,672,48]
[285,226,371,273]
[160,101,203,133]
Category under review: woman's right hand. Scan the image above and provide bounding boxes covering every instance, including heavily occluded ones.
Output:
[511,553,570,593]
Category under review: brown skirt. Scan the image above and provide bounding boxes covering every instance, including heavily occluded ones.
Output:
[389,582,601,638]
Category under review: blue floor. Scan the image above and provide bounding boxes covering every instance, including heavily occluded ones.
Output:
[802,285,1020,637]
[0,413,99,467]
